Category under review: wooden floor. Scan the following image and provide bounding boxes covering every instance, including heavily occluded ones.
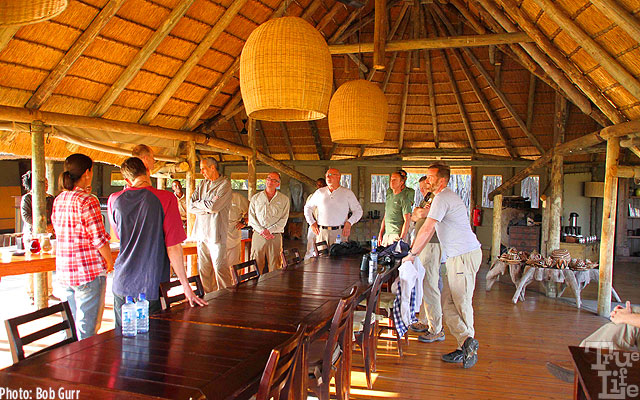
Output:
[1,252,638,399]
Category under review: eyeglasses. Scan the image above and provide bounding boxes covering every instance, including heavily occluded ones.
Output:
[266,177,280,183]
[326,173,339,177]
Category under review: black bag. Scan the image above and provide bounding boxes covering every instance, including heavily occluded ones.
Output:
[377,240,410,265]
[329,241,367,257]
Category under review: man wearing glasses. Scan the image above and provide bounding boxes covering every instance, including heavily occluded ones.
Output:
[304,168,363,247]
[248,172,290,273]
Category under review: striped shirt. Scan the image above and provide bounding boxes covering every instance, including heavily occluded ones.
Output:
[52,188,110,286]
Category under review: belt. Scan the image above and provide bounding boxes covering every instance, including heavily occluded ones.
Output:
[319,225,344,230]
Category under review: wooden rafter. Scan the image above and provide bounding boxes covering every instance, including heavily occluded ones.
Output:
[425,49,438,148]
[430,6,515,157]
[526,74,536,131]
[477,0,608,127]
[308,121,325,160]
[300,0,323,20]
[328,143,338,160]
[380,13,411,91]
[0,27,19,53]
[139,0,250,125]
[398,52,411,152]
[316,3,344,34]
[497,0,625,125]
[329,32,532,54]
[255,120,270,156]
[26,0,125,110]
[431,4,544,154]
[280,123,295,161]
[90,0,195,118]
[590,0,640,41]
[229,115,244,146]
[532,0,640,102]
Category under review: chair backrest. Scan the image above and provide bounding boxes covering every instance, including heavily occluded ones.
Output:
[256,324,306,400]
[361,268,389,343]
[281,248,302,269]
[313,240,329,256]
[320,286,357,383]
[230,259,261,286]
[4,301,78,363]
[159,275,205,311]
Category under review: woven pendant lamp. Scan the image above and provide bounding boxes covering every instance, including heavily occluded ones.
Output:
[240,16,333,122]
[0,0,67,26]
[328,80,388,144]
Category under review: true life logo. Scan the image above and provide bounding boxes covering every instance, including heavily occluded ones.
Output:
[588,344,640,399]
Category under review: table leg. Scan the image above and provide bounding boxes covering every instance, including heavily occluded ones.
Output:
[573,369,587,400]
[512,266,536,304]
[562,269,582,309]
[485,260,507,291]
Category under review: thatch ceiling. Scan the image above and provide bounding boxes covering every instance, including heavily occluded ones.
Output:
[0,0,638,165]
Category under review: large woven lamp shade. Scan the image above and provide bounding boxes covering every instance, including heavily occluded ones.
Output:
[240,17,333,122]
[0,0,67,26]
[329,80,388,144]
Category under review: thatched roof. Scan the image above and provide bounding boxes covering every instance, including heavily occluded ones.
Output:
[0,0,638,165]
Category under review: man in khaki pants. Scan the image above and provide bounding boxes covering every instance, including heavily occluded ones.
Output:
[404,164,482,369]
[248,172,290,273]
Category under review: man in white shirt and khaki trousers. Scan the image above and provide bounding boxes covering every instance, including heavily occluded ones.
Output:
[304,168,363,247]
[249,172,290,273]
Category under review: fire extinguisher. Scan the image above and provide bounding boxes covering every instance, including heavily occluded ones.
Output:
[472,206,482,227]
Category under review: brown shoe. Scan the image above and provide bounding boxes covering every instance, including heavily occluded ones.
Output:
[546,362,574,383]
[418,330,445,343]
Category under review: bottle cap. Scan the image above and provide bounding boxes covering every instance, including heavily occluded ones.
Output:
[126,296,134,303]
[139,293,146,301]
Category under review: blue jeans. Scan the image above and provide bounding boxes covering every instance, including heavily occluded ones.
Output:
[60,275,106,340]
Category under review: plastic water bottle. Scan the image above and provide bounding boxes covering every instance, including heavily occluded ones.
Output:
[122,296,137,337]
[368,249,378,284]
[136,293,149,334]
[371,236,378,251]
[336,234,342,244]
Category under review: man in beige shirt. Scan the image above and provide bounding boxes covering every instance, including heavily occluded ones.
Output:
[172,180,187,229]
[248,172,290,273]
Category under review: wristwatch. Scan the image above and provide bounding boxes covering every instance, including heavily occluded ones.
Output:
[409,249,418,257]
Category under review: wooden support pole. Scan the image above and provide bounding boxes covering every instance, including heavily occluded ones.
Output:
[470,167,476,228]
[541,195,550,256]
[46,160,56,196]
[186,141,197,276]
[548,155,563,253]
[248,118,257,200]
[373,0,387,69]
[491,194,503,263]
[157,178,166,190]
[598,137,619,316]
[31,121,48,309]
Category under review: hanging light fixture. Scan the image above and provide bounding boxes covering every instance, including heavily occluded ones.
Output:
[328,80,388,144]
[240,16,333,122]
[0,0,67,27]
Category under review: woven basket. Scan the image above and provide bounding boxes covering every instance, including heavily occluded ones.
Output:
[328,80,387,144]
[240,17,333,122]
[0,0,67,26]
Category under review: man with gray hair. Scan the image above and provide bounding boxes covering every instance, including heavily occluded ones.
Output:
[189,157,233,292]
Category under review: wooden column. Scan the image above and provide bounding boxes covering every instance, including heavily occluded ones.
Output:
[248,118,257,199]
[373,0,386,69]
[156,177,166,190]
[46,160,56,196]
[598,138,619,316]
[548,156,563,252]
[491,194,502,263]
[540,195,550,256]
[31,121,48,309]
[470,167,477,229]
[186,141,197,276]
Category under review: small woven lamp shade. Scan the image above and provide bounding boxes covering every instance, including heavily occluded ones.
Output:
[0,0,67,26]
[240,17,333,122]
[328,80,388,144]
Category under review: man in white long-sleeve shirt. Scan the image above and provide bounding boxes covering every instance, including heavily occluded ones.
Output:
[188,157,232,293]
[249,172,290,273]
[304,168,363,246]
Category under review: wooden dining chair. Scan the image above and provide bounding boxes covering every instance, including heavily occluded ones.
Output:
[159,275,205,311]
[230,259,261,286]
[313,240,329,256]
[256,324,306,400]
[307,286,357,400]
[353,269,389,389]
[5,301,77,363]
[281,248,302,269]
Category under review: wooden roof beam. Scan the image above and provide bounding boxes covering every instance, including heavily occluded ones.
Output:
[420,5,438,148]
[139,0,250,125]
[280,122,295,161]
[526,73,536,131]
[477,0,609,127]
[229,115,244,146]
[0,27,19,53]
[316,3,344,34]
[497,0,625,126]
[590,0,640,41]
[329,31,532,54]
[379,13,411,90]
[531,0,640,102]
[308,121,325,160]
[398,52,411,152]
[90,0,195,118]
[430,6,514,157]
[432,3,544,154]
[26,0,126,110]
[255,120,270,156]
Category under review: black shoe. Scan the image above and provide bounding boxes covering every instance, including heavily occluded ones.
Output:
[546,362,574,383]
[441,349,464,363]
[462,337,479,369]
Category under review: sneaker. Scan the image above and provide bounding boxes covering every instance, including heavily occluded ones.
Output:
[409,322,429,333]
[462,337,479,369]
[546,362,574,383]
[418,330,445,343]
[441,349,464,363]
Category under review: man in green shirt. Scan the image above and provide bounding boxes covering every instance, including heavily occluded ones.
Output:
[379,171,413,246]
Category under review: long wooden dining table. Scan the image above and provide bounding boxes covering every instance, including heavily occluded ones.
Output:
[0,252,384,399]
